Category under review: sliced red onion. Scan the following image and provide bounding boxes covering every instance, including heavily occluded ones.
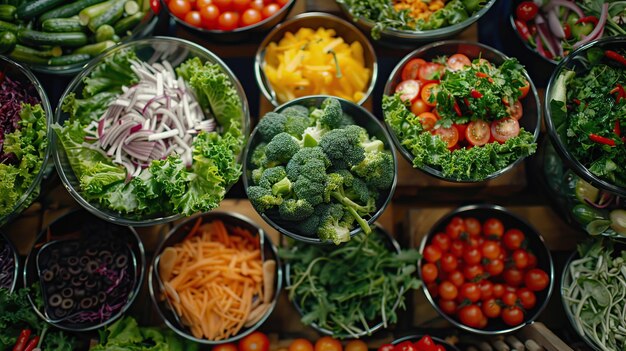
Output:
[573,2,608,48]
[535,34,549,58]
[544,0,584,18]
[585,197,612,209]
[547,8,565,39]
[536,14,562,57]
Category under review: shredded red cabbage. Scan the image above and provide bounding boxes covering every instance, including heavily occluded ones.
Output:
[0,75,40,163]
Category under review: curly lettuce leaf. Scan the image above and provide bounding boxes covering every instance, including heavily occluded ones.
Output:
[82,48,139,97]
[61,91,117,125]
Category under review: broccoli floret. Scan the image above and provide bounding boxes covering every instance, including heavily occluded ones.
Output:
[247,186,283,212]
[281,105,311,137]
[311,98,343,129]
[320,171,375,236]
[339,112,355,128]
[265,132,300,165]
[286,147,330,180]
[257,112,286,142]
[323,172,344,202]
[271,177,292,196]
[279,198,314,221]
[293,176,324,207]
[352,151,395,190]
[317,203,350,244]
[299,214,321,236]
[251,143,267,168]
[335,169,354,187]
[319,128,365,169]
[251,168,264,185]
[259,166,287,186]
[344,177,370,204]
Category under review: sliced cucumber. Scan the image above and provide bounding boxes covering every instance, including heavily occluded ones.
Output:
[586,219,612,236]
[575,177,599,204]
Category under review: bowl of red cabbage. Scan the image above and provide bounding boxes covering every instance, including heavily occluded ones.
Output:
[0,55,52,227]
[23,209,145,332]
[52,36,250,226]
[0,231,19,293]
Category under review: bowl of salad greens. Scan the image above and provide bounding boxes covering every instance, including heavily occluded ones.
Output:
[0,231,19,293]
[545,37,626,198]
[383,41,541,182]
[336,0,496,45]
[52,36,250,226]
[0,55,52,227]
[281,225,421,338]
[243,95,398,245]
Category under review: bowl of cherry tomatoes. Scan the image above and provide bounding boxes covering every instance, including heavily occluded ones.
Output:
[163,0,296,42]
[418,204,554,335]
[387,334,460,351]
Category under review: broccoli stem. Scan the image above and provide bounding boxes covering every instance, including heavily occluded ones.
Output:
[331,192,372,234]
[271,177,292,196]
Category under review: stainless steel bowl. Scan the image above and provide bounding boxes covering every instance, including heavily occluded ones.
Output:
[242,95,398,244]
[383,40,541,183]
[419,204,555,335]
[392,334,460,351]
[0,231,19,293]
[254,12,377,107]
[148,211,282,345]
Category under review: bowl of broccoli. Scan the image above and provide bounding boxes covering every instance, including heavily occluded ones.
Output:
[243,96,398,244]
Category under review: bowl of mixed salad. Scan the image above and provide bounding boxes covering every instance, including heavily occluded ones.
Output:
[336,0,496,44]
[52,36,250,226]
[0,231,19,293]
[510,0,626,64]
[383,41,541,182]
[0,55,52,227]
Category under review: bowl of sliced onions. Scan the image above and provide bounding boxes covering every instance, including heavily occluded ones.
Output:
[52,37,250,226]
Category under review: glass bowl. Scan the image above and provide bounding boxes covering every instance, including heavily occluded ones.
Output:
[545,37,626,198]
[242,95,398,244]
[23,209,145,332]
[148,211,282,345]
[0,231,19,293]
[254,12,378,107]
[0,55,52,227]
[163,0,296,43]
[419,204,555,335]
[392,334,460,351]
[336,0,496,46]
[383,40,541,183]
[52,36,250,227]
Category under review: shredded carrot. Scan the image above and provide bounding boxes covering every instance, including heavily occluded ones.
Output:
[160,219,268,341]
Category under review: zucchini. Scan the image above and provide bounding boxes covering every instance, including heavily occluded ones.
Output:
[78,0,113,26]
[95,23,114,41]
[18,29,88,47]
[41,17,84,32]
[39,0,106,22]
[0,19,18,33]
[16,0,65,19]
[113,10,143,35]
[73,39,114,55]
[87,0,126,32]
[48,53,91,66]
[0,31,16,53]
[0,4,16,21]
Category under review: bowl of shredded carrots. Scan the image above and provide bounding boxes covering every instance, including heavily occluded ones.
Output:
[254,12,377,107]
[148,211,282,344]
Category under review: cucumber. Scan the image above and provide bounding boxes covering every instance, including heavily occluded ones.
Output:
[18,29,88,47]
[0,31,15,53]
[73,39,114,55]
[78,0,113,26]
[95,23,114,41]
[48,53,91,66]
[572,204,605,224]
[16,0,65,19]
[124,0,139,15]
[39,0,106,22]
[574,177,599,204]
[0,4,16,21]
[113,10,143,35]
[41,18,84,32]
[9,45,51,64]
[87,0,126,32]
[0,19,18,33]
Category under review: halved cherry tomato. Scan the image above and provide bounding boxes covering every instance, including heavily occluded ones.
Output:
[439,281,458,300]
[434,126,459,149]
[261,3,280,19]
[508,100,523,120]
[217,11,239,30]
[502,306,525,326]
[200,4,220,28]
[458,305,484,328]
[525,268,550,292]
[418,62,445,81]
[485,258,504,276]
[395,80,421,103]
[432,232,451,252]
[411,98,431,116]
[483,218,504,238]
[516,1,539,21]
[491,118,520,143]
[421,83,439,107]
[439,298,458,315]
[447,54,471,71]
[241,8,262,26]
[421,262,438,283]
[402,58,426,81]
[184,10,202,26]
[465,120,491,146]
[503,229,525,250]
[482,298,501,318]
[418,112,438,131]
[519,79,530,99]
[454,123,467,142]
[169,0,191,17]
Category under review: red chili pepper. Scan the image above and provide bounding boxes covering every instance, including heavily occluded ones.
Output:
[605,50,626,66]
[476,72,488,78]
[464,97,471,108]
[572,98,581,105]
[615,120,621,137]
[514,19,532,41]
[23,337,39,351]
[563,23,571,39]
[610,84,625,103]
[12,330,31,351]
[470,90,483,99]
[576,16,599,25]
[589,133,616,147]
[453,100,462,117]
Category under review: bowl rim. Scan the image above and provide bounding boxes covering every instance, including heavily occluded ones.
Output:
[52,36,251,227]
[22,208,146,332]
[241,95,398,244]
[382,39,542,183]
[391,334,461,351]
[163,0,296,35]
[148,211,283,345]
[418,203,555,335]
[336,0,497,39]
[544,36,626,197]
[283,224,406,338]
[254,12,379,107]
[0,55,53,227]
[0,231,19,294]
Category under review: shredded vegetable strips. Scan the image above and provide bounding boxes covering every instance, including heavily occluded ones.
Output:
[83,60,215,178]
[159,220,275,340]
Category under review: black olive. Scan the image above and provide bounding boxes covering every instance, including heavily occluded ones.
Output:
[80,256,90,266]
[91,296,98,306]
[61,288,73,298]
[48,294,62,307]
[67,256,79,266]
[79,272,88,281]
[86,261,99,273]
[80,297,92,309]
[68,266,81,275]
[85,279,96,289]
[104,255,113,265]
[98,291,106,303]
[98,250,111,258]
[85,247,98,256]
[42,270,54,282]
[49,264,60,275]
[61,298,74,310]
[115,255,128,268]
[61,271,70,281]
[71,277,81,287]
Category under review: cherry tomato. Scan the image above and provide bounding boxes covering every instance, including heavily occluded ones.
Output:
[420,83,439,107]
[435,347,446,351]
[448,270,465,287]
[516,1,539,21]
[415,336,438,351]
[150,0,161,14]
[439,281,458,300]
[239,332,270,351]
[232,0,250,11]
[447,54,471,71]
[507,100,523,120]
[184,10,202,26]
[503,268,524,287]
[459,282,481,303]
[527,252,537,269]
[512,249,529,269]
[214,344,238,351]
[458,305,485,328]
[200,4,220,28]
[463,265,484,281]
[503,229,525,251]
[482,298,502,318]
[169,0,191,18]
[465,120,491,146]
[402,58,426,81]
[290,339,314,351]
[418,112,438,131]
[502,306,525,326]
[517,288,537,310]
[440,253,458,273]
[345,340,367,351]
[439,298,457,315]
[446,217,466,239]
[519,79,530,99]
[418,62,445,81]
[427,282,438,298]
[421,262,438,283]
[463,246,482,265]
[411,98,431,116]
[217,11,239,30]
[249,0,264,10]
[502,291,518,306]
[431,232,451,252]
[315,337,342,351]
[423,244,443,263]
[450,240,464,257]
[378,345,394,351]
[525,268,550,292]
[464,217,481,237]
[478,315,488,329]
[261,3,280,19]
[480,241,501,260]
[478,280,494,300]
[241,8,262,26]
[434,126,459,149]
[491,118,520,143]
[454,123,467,142]
[394,341,416,351]
[213,0,232,10]
[196,0,213,7]
[276,0,290,6]
[492,283,505,298]
[485,258,504,277]
[483,218,504,239]
[395,80,421,103]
